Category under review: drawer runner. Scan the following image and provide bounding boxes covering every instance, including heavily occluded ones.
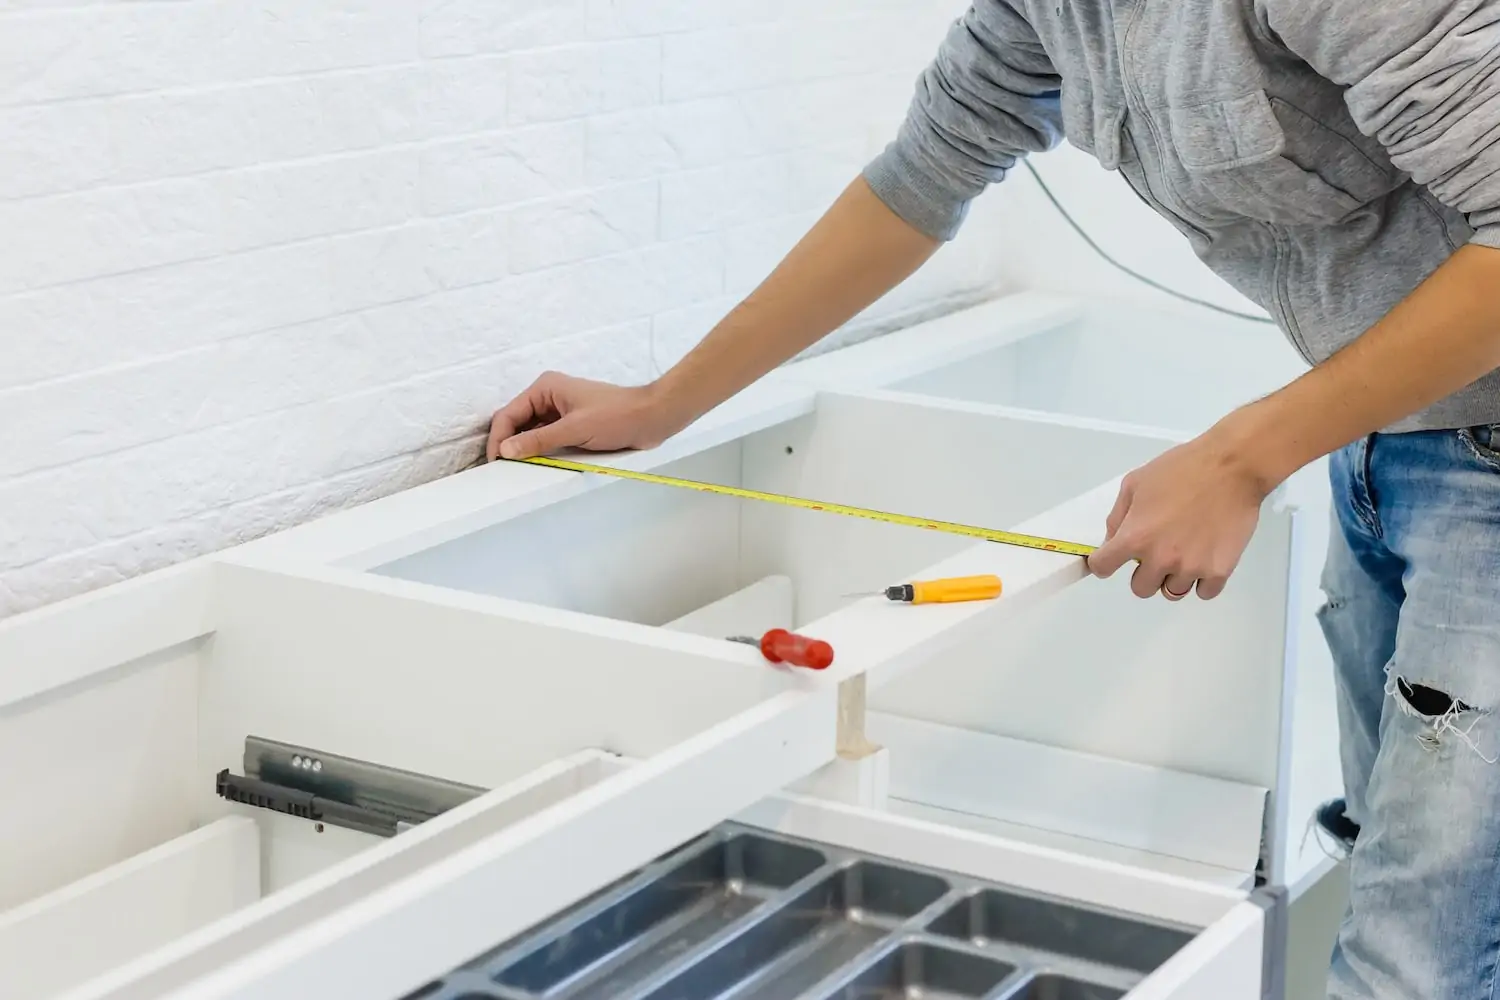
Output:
[215,736,486,838]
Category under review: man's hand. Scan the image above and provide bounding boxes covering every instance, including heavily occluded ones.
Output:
[486,372,687,462]
[1086,420,1274,601]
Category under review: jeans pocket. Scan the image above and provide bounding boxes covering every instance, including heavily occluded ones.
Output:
[1458,424,1500,471]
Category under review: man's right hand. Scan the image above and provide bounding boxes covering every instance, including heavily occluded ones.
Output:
[486,372,685,462]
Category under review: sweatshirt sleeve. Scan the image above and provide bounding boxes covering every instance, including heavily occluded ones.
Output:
[863,1,1064,242]
[1260,0,1500,250]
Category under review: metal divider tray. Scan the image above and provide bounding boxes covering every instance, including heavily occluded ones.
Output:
[402,824,1196,1000]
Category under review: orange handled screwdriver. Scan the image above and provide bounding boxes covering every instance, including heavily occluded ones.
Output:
[846,574,1003,605]
[727,629,835,670]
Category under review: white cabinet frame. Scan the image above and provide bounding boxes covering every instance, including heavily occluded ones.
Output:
[2,336,1300,1000]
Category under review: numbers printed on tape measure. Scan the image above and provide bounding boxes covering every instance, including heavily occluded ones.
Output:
[512,455,1097,559]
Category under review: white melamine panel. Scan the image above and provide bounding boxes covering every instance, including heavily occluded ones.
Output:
[67,753,620,1000]
[363,392,1170,645]
[1129,902,1265,1000]
[768,292,1084,394]
[663,575,795,639]
[254,815,385,897]
[776,293,1301,438]
[0,818,260,1000]
[737,391,1180,625]
[735,793,1246,933]
[883,800,1250,890]
[98,698,836,1000]
[868,714,1266,876]
[779,481,1112,690]
[781,292,1340,896]
[202,561,816,795]
[372,445,745,625]
[870,503,1296,791]
[0,647,201,912]
[0,561,212,712]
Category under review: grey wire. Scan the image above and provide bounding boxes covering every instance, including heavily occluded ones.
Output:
[1021,160,1276,325]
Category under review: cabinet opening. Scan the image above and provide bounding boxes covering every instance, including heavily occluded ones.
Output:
[369,404,1163,637]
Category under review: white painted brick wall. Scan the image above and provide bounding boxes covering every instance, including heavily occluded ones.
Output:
[0,0,1011,618]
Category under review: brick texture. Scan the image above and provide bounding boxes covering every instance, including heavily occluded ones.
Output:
[0,0,1008,619]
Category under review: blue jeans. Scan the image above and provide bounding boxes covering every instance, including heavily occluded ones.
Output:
[1322,427,1500,999]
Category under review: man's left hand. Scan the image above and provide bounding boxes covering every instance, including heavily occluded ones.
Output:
[1085,424,1274,601]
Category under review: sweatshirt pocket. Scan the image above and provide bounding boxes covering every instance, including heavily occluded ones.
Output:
[1061,91,1129,171]
[1167,90,1367,226]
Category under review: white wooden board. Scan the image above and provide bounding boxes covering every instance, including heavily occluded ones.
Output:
[0,817,259,1000]
[1128,902,1265,1000]
[736,793,1246,931]
[737,391,1178,627]
[68,753,617,1000]
[663,575,795,639]
[769,291,1083,393]
[867,498,1297,794]
[372,445,748,626]
[104,696,836,1000]
[883,800,1251,891]
[201,561,814,794]
[0,648,201,913]
[0,560,211,713]
[869,713,1267,875]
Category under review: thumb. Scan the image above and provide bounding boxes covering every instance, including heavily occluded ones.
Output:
[498,414,582,460]
[1086,520,1136,579]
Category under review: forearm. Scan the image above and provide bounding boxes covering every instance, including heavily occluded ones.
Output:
[1229,245,1500,488]
[651,177,939,429]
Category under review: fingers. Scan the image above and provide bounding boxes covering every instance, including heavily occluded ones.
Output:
[1104,478,1132,542]
[1086,480,1136,578]
[499,414,581,460]
[1129,559,1171,600]
[1159,573,1197,602]
[487,374,563,462]
[1194,575,1229,601]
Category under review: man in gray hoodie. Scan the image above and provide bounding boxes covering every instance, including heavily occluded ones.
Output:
[488,3,1500,995]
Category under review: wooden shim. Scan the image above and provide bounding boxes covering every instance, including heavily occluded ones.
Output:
[0,818,259,1000]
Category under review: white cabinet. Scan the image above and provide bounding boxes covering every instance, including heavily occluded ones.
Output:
[773,292,1342,902]
[2,358,1295,999]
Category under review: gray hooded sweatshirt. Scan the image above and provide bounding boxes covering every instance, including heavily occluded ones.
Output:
[864,0,1500,433]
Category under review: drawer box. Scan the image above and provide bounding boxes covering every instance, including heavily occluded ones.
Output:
[395,808,1254,1000]
[3,377,1293,999]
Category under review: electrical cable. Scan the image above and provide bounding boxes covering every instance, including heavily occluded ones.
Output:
[1021,160,1276,325]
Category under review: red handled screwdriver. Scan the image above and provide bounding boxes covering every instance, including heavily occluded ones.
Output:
[727,629,835,670]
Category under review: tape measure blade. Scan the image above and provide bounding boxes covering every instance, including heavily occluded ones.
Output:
[513,455,1094,558]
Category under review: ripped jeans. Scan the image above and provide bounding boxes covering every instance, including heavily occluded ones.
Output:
[1323,427,1500,1000]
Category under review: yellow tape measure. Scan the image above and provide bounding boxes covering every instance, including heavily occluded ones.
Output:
[514,455,1097,559]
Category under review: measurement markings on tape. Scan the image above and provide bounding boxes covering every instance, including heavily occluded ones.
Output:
[511,455,1097,559]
